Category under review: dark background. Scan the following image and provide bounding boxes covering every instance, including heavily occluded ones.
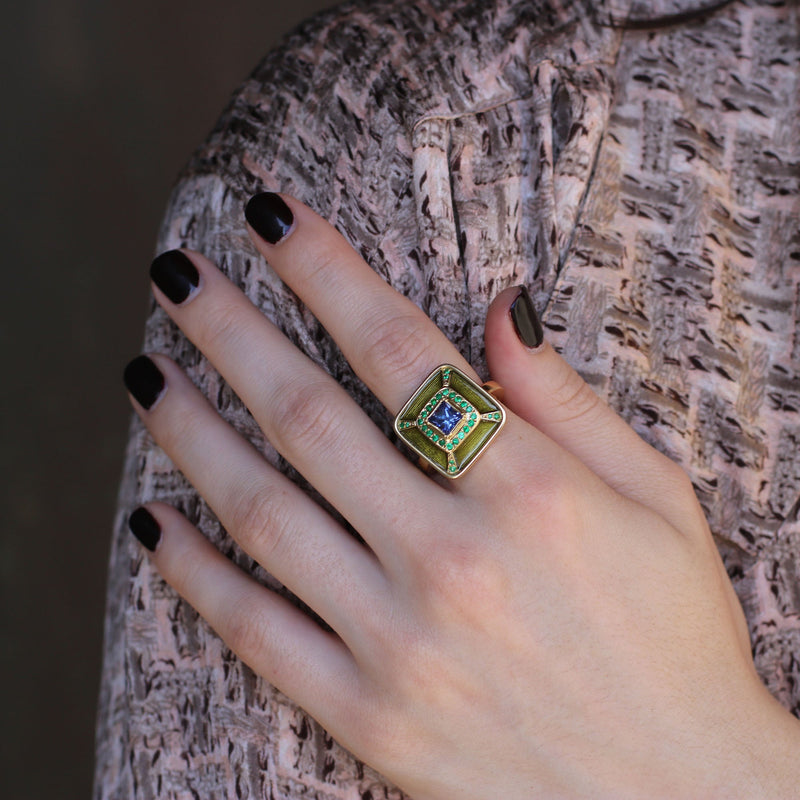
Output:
[1,1,335,797]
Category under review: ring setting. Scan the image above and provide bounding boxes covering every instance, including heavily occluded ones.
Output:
[394,365,506,478]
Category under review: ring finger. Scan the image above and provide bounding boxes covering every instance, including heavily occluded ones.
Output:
[243,192,555,486]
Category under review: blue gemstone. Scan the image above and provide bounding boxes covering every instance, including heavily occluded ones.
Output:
[428,400,463,435]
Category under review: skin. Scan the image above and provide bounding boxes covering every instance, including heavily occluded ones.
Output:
[127,194,800,799]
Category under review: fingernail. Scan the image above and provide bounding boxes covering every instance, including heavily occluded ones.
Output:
[150,250,199,304]
[244,192,294,244]
[123,355,165,410]
[128,506,161,552]
[510,286,544,349]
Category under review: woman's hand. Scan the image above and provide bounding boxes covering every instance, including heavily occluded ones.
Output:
[124,192,800,799]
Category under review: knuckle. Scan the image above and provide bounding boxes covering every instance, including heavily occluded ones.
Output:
[377,623,440,701]
[427,537,485,592]
[158,400,209,454]
[497,460,581,542]
[294,242,343,288]
[528,467,580,528]
[229,483,296,564]
[168,542,206,594]
[198,298,249,356]
[267,379,343,458]
[546,365,602,426]
[345,689,413,768]
[357,309,439,383]
[220,593,271,662]
[417,534,507,618]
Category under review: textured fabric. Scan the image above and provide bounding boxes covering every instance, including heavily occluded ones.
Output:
[95,1,800,797]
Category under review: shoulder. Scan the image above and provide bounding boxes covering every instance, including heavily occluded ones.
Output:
[179,0,593,191]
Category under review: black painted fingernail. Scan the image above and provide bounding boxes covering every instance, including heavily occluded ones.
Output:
[150,250,199,304]
[244,192,294,244]
[128,506,161,552]
[123,355,165,410]
[510,286,544,349]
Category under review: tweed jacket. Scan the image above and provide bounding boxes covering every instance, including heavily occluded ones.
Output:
[95,1,800,797]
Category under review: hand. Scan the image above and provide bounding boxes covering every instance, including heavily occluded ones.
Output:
[124,192,800,799]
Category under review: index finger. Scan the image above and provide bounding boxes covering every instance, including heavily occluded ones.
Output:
[244,192,477,414]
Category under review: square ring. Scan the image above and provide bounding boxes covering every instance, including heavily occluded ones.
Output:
[394,364,506,478]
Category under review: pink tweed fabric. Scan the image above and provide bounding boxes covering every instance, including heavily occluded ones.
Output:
[95,1,800,797]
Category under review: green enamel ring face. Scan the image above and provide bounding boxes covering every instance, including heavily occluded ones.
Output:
[394,365,506,478]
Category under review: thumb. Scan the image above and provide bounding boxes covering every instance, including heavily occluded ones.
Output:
[485,286,696,527]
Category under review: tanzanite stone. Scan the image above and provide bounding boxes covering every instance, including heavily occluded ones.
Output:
[428,400,463,435]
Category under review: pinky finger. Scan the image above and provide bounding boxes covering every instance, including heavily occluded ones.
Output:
[128,502,361,728]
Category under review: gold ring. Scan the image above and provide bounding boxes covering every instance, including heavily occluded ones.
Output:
[394,365,506,478]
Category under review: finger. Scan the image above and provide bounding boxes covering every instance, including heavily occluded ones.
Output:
[147,249,441,565]
[123,353,387,648]
[128,502,361,731]
[484,286,702,530]
[243,192,479,414]
[242,193,561,496]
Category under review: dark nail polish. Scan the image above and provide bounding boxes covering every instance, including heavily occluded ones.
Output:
[244,192,294,244]
[150,250,199,304]
[510,286,544,349]
[123,355,165,410]
[128,506,161,552]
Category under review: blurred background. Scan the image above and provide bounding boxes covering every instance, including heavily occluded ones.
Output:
[1,1,335,797]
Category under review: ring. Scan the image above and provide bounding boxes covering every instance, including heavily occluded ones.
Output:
[394,365,506,478]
